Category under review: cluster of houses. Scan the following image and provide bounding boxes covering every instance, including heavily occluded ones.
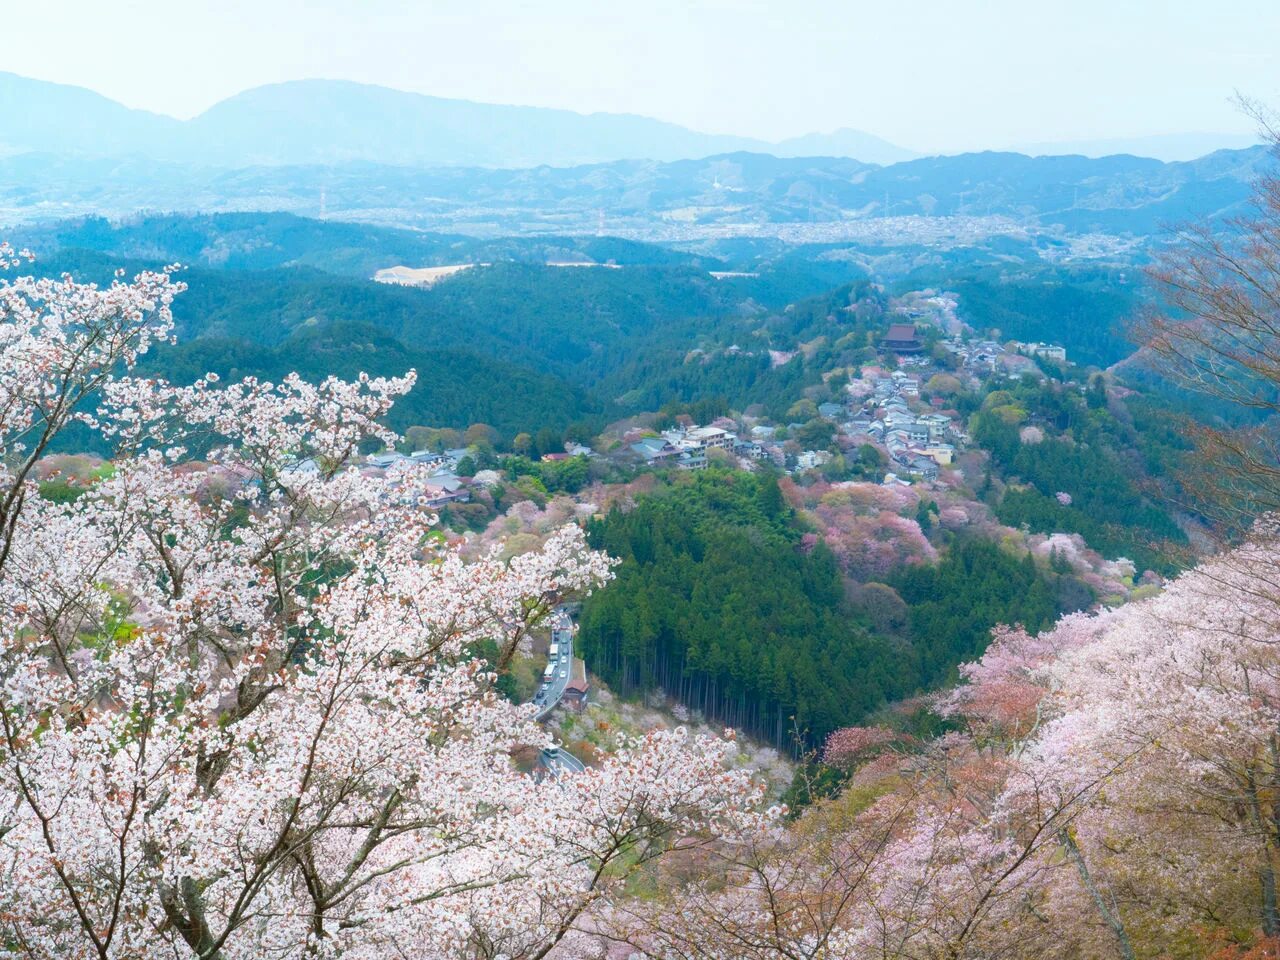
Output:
[362,448,472,508]
[939,337,1004,374]
[844,369,966,483]
[939,337,1065,381]
[627,419,845,476]
[1016,341,1068,363]
[624,351,981,485]
[628,423,752,471]
[360,441,597,507]
[347,316,1069,501]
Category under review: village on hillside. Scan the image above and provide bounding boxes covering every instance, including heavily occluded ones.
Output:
[342,289,1072,514]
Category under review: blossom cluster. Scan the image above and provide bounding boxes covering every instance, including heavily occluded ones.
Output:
[0,260,761,959]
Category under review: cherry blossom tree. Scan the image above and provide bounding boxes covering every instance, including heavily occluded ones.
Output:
[623,534,1280,958]
[1020,535,1280,950]
[612,787,910,960]
[618,728,1119,960]
[822,726,905,768]
[790,482,936,581]
[0,252,762,959]
[928,528,1280,956]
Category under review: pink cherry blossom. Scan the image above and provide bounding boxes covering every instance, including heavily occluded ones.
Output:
[0,255,763,960]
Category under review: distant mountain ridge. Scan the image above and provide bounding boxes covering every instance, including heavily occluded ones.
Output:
[3,72,1260,170]
[0,72,180,156]
[0,72,915,168]
[773,128,919,164]
[1011,132,1263,163]
[2,72,1272,240]
[1,145,1267,239]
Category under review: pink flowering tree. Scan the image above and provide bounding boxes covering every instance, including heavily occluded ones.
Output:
[625,728,1117,960]
[0,252,762,959]
[822,725,905,768]
[795,482,937,581]
[818,510,937,581]
[1011,537,1280,951]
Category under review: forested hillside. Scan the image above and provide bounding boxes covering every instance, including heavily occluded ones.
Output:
[968,376,1189,571]
[944,268,1138,367]
[893,539,1057,684]
[580,471,901,746]
[579,470,1071,747]
[14,230,874,434]
[137,321,601,436]
[11,212,712,276]
[14,214,1148,405]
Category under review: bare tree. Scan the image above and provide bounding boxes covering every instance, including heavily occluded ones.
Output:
[1141,101,1280,536]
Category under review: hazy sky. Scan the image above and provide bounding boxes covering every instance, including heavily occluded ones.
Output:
[4,0,1276,152]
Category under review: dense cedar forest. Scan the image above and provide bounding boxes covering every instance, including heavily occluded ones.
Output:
[579,471,899,746]
[892,539,1058,684]
[578,470,1072,748]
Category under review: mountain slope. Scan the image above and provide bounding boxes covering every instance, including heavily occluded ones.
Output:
[774,128,919,165]
[184,79,771,167]
[0,71,181,157]
[2,145,1266,238]
[19,247,608,436]
[9,212,714,277]
[2,72,1259,176]
[0,72,913,167]
[139,320,602,435]
[1012,131,1263,162]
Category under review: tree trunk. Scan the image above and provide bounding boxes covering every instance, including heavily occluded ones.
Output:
[1059,828,1135,960]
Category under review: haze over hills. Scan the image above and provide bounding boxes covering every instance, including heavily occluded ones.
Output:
[0,71,179,157]
[772,128,919,164]
[0,71,1259,169]
[0,143,1267,243]
[1010,131,1263,162]
[1,71,1271,248]
[0,72,917,168]
[185,80,776,168]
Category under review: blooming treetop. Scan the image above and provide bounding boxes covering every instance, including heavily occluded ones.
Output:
[0,256,763,960]
[632,526,1280,958]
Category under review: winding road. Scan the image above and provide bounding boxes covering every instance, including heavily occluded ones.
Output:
[539,744,586,778]
[533,611,575,722]
[534,609,586,778]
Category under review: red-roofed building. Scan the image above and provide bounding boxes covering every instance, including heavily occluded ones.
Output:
[882,323,923,354]
[563,659,589,710]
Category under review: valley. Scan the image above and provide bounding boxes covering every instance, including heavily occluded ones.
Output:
[11,209,1196,755]
[3,43,1280,957]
